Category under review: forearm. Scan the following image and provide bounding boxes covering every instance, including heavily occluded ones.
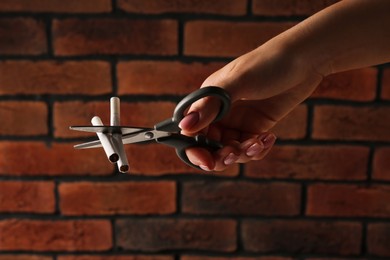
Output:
[279,0,390,76]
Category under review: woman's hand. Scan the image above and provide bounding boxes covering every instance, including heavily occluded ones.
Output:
[180,42,323,171]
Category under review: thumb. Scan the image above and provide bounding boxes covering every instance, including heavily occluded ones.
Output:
[179,95,222,134]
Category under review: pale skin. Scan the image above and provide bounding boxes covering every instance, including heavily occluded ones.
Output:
[179,0,390,171]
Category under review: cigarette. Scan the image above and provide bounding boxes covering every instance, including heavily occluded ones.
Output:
[110,97,120,126]
[91,116,119,163]
[112,134,129,173]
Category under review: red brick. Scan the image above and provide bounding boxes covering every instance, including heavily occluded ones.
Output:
[311,68,377,101]
[124,143,239,176]
[117,61,225,95]
[58,256,173,260]
[381,68,390,100]
[271,104,307,139]
[116,218,236,252]
[0,142,112,176]
[0,0,111,13]
[252,0,339,16]
[0,61,111,95]
[373,147,390,180]
[53,19,177,56]
[59,181,176,215]
[55,101,175,138]
[182,257,292,260]
[0,101,47,136]
[245,145,369,180]
[118,0,246,15]
[242,220,361,255]
[367,223,390,257]
[306,258,368,260]
[182,181,300,216]
[313,105,390,142]
[0,181,55,213]
[0,219,112,251]
[0,140,237,176]
[307,184,390,218]
[184,21,295,57]
[0,18,46,55]
[0,256,52,260]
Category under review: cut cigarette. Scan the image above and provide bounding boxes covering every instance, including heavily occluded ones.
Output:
[91,116,119,163]
[110,97,120,126]
[112,134,129,173]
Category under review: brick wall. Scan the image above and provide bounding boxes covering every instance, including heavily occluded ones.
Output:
[0,0,389,260]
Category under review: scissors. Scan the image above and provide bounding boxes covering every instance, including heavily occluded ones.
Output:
[70,87,231,171]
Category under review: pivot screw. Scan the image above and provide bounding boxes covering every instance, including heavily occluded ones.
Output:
[145,132,154,139]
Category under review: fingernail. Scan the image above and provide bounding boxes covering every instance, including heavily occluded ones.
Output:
[246,143,263,157]
[199,165,211,171]
[179,112,199,130]
[260,133,277,149]
[224,153,238,166]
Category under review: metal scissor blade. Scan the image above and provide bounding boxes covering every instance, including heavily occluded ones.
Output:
[122,129,171,144]
[73,128,164,149]
[70,126,117,133]
[74,139,103,149]
[70,126,148,135]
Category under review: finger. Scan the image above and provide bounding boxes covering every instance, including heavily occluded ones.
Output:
[252,132,277,160]
[212,141,241,171]
[185,147,215,171]
[236,132,276,163]
[236,138,265,163]
[179,95,222,134]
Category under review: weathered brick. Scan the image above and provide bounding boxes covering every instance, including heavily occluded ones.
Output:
[182,181,300,216]
[118,0,246,15]
[116,218,236,252]
[0,256,52,260]
[0,61,111,95]
[182,257,293,260]
[242,220,361,255]
[307,184,390,218]
[367,223,390,257]
[53,19,177,56]
[117,61,225,95]
[246,145,369,180]
[0,219,112,251]
[55,101,175,138]
[313,105,390,142]
[271,104,307,139]
[0,0,111,13]
[0,18,46,55]
[311,68,377,101]
[252,0,339,16]
[0,101,47,136]
[124,143,239,176]
[184,21,295,57]
[0,142,112,176]
[59,181,176,215]
[58,256,173,260]
[381,68,390,100]
[0,181,55,213]
[373,147,390,180]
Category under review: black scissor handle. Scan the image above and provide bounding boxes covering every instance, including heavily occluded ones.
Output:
[155,86,231,170]
[156,134,223,171]
[173,86,231,125]
[155,86,231,132]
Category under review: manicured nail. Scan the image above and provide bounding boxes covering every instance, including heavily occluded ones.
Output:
[246,143,263,157]
[179,112,199,130]
[224,153,238,166]
[199,165,211,171]
[260,133,277,149]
